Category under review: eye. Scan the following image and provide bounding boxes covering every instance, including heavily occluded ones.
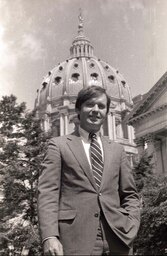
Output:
[98,104,106,109]
[86,102,94,108]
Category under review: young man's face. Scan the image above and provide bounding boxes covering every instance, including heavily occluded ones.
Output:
[77,93,108,133]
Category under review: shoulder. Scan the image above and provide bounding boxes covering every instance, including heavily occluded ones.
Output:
[102,136,124,150]
[102,136,125,158]
[49,132,79,145]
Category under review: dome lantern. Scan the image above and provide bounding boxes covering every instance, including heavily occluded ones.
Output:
[70,10,94,58]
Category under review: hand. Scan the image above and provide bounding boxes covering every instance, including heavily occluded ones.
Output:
[43,237,63,256]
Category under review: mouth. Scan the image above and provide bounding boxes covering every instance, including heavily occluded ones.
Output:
[89,115,100,121]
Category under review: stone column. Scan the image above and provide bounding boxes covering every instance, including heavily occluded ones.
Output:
[116,120,123,138]
[81,44,84,55]
[110,113,116,140]
[145,133,155,156]
[128,125,134,144]
[144,133,156,173]
[85,44,88,55]
[64,114,68,135]
[134,137,145,156]
[154,139,163,174]
[107,113,113,139]
[161,137,167,174]
[43,113,50,132]
[60,113,64,136]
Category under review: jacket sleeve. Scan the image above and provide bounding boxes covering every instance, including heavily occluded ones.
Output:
[37,138,61,241]
[119,147,141,225]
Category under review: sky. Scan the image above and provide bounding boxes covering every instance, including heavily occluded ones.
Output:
[0,0,167,110]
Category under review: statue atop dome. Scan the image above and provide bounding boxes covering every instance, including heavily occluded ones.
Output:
[78,8,84,35]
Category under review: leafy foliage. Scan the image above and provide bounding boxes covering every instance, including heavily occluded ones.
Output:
[133,150,153,193]
[0,94,26,138]
[133,151,167,255]
[0,95,51,254]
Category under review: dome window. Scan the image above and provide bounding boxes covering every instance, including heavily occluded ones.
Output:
[74,63,79,68]
[105,65,109,70]
[42,82,47,89]
[48,71,52,75]
[121,81,126,87]
[59,66,63,71]
[55,76,62,84]
[90,73,98,80]
[90,63,95,68]
[71,73,80,82]
[108,75,115,83]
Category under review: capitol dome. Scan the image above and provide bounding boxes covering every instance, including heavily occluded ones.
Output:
[35,14,136,158]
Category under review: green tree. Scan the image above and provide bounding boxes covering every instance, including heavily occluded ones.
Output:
[133,151,167,255]
[0,95,51,254]
[0,95,26,254]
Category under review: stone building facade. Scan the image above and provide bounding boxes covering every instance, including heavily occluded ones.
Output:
[128,72,167,174]
[34,15,137,162]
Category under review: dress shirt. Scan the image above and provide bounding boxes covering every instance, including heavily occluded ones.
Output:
[79,126,104,167]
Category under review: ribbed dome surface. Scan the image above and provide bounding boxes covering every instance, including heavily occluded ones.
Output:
[35,15,132,114]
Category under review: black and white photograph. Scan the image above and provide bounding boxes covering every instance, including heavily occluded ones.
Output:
[0,0,167,255]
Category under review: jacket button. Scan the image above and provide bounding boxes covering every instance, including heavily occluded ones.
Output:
[99,193,102,196]
[94,213,99,217]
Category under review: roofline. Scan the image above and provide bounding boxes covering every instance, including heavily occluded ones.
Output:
[127,71,167,122]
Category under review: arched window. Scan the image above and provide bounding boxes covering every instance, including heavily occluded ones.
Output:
[108,75,115,83]
[90,73,98,80]
[121,80,126,87]
[71,73,80,82]
[89,63,95,68]
[74,63,78,68]
[59,66,63,71]
[42,82,47,89]
[55,76,62,84]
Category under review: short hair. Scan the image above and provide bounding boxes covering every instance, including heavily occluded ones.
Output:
[75,85,111,114]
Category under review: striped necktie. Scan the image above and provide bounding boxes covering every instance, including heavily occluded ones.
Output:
[90,133,104,188]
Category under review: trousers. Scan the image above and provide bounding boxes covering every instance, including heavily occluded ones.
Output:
[91,213,133,256]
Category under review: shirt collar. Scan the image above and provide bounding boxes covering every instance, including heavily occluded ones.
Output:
[79,126,101,142]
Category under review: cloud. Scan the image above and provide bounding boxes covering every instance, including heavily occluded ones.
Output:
[20,33,44,61]
[0,74,15,98]
[0,24,18,70]
[99,0,115,16]
[129,0,145,11]
[123,14,131,31]
[0,24,44,69]
[0,0,44,64]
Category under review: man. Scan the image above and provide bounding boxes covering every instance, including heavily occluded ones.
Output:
[38,86,140,255]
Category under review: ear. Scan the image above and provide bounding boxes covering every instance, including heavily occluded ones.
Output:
[75,108,80,120]
[75,108,80,114]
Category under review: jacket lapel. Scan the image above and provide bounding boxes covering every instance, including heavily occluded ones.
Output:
[100,136,114,189]
[66,132,98,191]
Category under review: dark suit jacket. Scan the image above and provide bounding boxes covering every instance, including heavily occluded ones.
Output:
[38,131,140,255]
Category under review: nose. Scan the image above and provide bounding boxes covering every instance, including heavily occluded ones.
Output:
[92,104,99,112]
